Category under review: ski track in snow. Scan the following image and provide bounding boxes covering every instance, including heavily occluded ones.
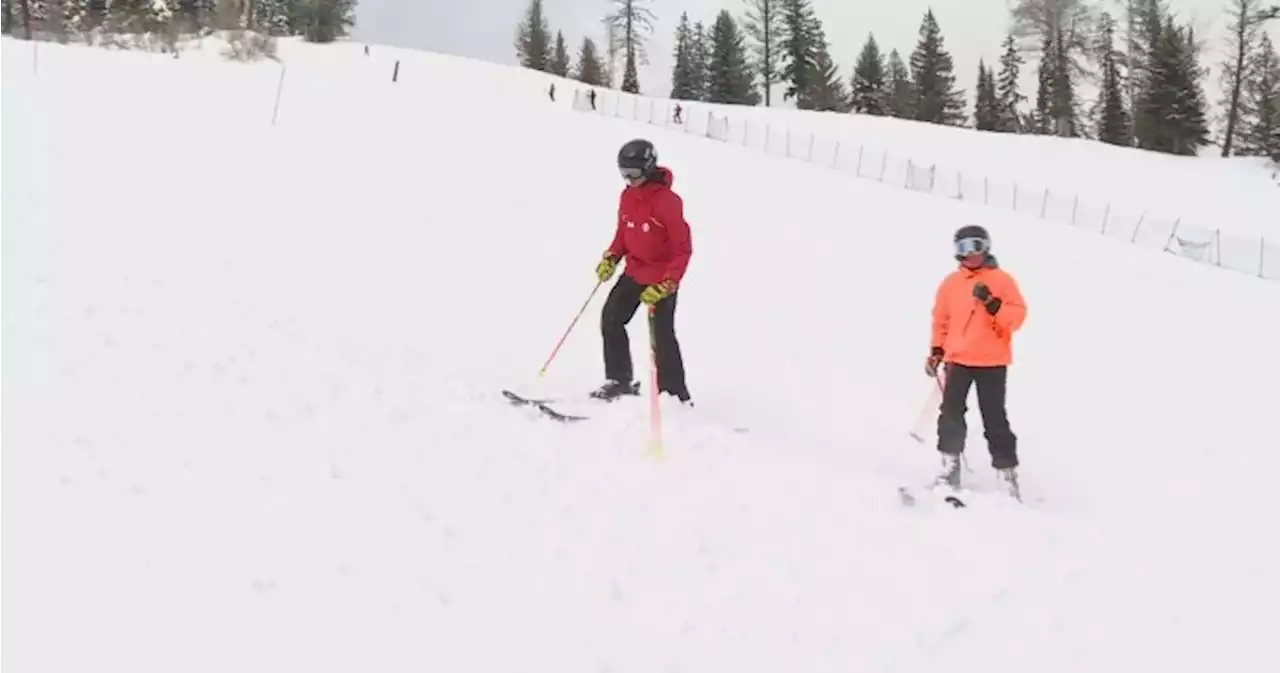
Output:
[3,38,1279,672]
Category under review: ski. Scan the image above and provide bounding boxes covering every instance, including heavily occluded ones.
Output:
[898,485,966,509]
[501,389,590,423]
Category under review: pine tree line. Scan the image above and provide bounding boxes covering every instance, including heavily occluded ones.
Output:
[511,0,1276,161]
[1,0,356,43]
[514,0,611,89]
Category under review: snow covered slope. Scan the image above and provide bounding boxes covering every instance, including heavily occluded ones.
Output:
[4,38,1280,673]
[566,81,1280,245]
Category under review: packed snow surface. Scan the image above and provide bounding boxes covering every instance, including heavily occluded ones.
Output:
[4,38,1279,673]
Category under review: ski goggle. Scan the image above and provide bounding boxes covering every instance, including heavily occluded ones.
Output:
[619,166,646,180]
[954,237,990,257]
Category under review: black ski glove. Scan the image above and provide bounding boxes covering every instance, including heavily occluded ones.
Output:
[925,347,944,377]
[973,283,1002,316]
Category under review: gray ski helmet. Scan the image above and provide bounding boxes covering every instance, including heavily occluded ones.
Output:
[617,138,657,180]
[953,225,991,259]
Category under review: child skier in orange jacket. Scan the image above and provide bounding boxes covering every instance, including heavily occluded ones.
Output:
[925,225,1027,498]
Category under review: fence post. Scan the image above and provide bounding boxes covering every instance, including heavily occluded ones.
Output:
[983,176,989,205]
[1013,183,1019,210]
[1130,212,1147,243]
[1215,229,1222,267]
[832,141,841,168]
[392,60,400,82]
[1100,203,1111,234]
[271,64,287,125]
[956,171,963,200]
[1070,194,1079,226]
[1039,188,1050,218]
[855,146,865,176]
[706,111,713,138]
[1160,218,1182,252]
[905,160,914,189]
[878,153,887,181]
[807,133,815,161]
[1260,237,1266,278]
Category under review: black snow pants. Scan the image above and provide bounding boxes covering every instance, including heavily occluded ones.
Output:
[601,274,690,401]
[937,363,1018,469]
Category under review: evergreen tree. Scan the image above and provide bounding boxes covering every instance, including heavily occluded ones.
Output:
[1177,23,1210,152]
[1049,24,1082,136]
[111,0,149,30]
[606,0,656,93]
[1136,17,1209,154]
[1009,0,1095,71]
[1239,33,1280,159]
[147,0,175,32]
[885,48,914,118]
[973,61,999,130]
[515,0,552,71]
[178,0,216,31]
[1032,32,1054,133]
[741,0,784,105]
[850,33,888,115]
[1010,0,1093,136]
[294,0,356,43]
[1130,0,1169,127]
[254,0,291,36]
[689,21,710,100]
[779,0,818,108]
[1093,11,1131,145]
[994,33,1026,132]
[706,9,758,105]
[806,23,848,111]
[602,17,618,86]
[1029,29,1080,137]
[60,0,89,34]
[908,9,965,125]
[550,30,571,76]
[670,12,699,99]
[622,46,640,92]
[1218,1,1279,156]
[575,36,607,86]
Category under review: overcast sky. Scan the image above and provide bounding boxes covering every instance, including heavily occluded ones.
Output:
[353,0,1279,109]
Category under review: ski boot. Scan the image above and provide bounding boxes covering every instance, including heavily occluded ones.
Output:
[997,467,1022,502]
[934,453,962,490]
[589,379,640,402]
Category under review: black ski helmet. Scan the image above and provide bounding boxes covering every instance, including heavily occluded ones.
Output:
[953,224,992,260]
[617,138,657,180]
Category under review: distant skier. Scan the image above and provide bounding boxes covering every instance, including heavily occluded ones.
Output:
[591,139,693,404]
[588,89,597,110]
[672,103,683,124]
[549,82,555,102]
[925,225,1027,498]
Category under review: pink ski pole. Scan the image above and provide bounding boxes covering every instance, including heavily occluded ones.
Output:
[539,280,602,377]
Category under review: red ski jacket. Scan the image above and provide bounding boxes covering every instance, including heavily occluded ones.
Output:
[606,166,693,286]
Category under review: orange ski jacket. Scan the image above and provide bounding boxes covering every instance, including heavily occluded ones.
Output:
[930,256,1027,367]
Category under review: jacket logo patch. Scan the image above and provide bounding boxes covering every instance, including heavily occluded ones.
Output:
[626,220,635,229]
[642,222,650,233]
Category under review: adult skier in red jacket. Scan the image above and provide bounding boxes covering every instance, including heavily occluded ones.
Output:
[591,139,693,404]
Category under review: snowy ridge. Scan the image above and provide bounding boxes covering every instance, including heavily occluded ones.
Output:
[5,37,1280,673]
[567,86,1280,281]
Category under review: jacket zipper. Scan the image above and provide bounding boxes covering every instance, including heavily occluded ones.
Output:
[960,271,979,336]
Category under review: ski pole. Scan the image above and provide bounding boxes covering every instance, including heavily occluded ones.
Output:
[909,370,946,443]
[539,280,602,377]
[646,304,663,458]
